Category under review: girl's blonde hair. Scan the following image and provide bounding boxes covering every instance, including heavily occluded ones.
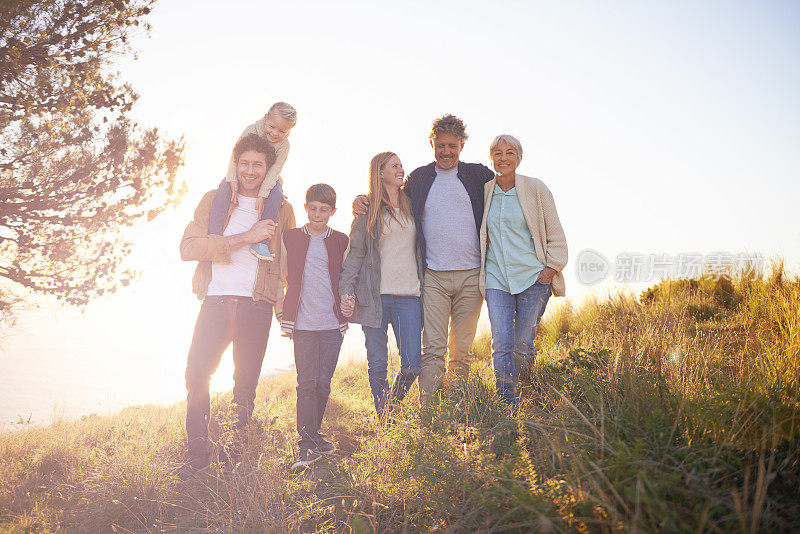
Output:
[266,101,298,126]
[366,151,412,238]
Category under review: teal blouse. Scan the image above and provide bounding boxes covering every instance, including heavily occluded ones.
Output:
[485,184,544,294]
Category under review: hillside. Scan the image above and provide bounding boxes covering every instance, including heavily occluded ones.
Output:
[1,264,798,532]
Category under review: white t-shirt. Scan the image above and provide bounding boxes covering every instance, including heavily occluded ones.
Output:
[206,195,259,297]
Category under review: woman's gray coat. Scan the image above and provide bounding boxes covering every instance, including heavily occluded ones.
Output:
[339,210,425,328]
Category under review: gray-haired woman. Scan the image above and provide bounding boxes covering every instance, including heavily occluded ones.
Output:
[479,134,568,410]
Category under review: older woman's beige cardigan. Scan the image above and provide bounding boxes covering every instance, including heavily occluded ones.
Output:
[479,174,568,297]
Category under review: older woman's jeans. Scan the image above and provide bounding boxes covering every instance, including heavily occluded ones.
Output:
[485,281,551,409]
[362,295,423,418]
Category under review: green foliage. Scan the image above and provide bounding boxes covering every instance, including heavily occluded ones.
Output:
[0,0,186,314]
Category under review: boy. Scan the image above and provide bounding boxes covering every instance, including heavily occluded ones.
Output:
[278,183,349,469]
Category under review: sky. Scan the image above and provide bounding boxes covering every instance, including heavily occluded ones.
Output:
[1,0,799,428]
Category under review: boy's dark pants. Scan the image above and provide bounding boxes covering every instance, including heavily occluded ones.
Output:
[184,296,272,459]
[293,329,343,451]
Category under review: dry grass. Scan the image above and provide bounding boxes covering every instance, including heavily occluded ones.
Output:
[1,263,798,532]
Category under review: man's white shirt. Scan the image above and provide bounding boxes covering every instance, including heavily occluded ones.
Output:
[206,195,260,297]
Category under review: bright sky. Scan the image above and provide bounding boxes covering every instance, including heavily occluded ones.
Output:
[2,0,799,427]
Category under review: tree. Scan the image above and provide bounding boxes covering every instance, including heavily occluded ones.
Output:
[0,0,186,323]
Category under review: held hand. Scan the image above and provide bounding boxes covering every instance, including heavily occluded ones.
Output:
[536,267,557,284]
[352,195,369,216]
[340,294,355,318]
[246,219,277,243]
[281,331,293,339]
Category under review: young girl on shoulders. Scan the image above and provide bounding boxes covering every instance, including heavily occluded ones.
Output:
[208,101,297,260]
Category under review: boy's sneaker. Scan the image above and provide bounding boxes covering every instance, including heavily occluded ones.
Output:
[250,243,274,261]
[291,448,322,470]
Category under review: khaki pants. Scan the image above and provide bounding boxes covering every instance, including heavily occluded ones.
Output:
[418,267,483,401]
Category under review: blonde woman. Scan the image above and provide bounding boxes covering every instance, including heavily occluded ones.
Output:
[339,152,425,420]
[479,135,568,411]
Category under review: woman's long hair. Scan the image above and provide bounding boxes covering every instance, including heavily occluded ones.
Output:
[366,151,413,238]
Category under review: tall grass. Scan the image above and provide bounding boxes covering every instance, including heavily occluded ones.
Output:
[1,263,798,532]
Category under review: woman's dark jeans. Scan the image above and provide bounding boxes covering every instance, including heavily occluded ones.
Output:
[362,295,422,418]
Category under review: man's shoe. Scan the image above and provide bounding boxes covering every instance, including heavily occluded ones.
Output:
[314,438,336,456]
[291,448,322,470]
[174,463,199,481]
[250,243,274,261]
[174,454,210,480]
[234,404,253,433]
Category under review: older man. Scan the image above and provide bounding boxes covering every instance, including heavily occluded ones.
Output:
[404,115,494,400]
[179,133,295,474]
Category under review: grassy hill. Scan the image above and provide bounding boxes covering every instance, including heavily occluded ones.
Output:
[1,264,798,532]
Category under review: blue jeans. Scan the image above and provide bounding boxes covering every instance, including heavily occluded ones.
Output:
[485,281,551,409]
[208,180,283,247]
[292,329,343,451]
[362,295,422,418]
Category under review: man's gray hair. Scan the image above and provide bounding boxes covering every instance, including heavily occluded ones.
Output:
[489,134,523,162]
[429,114,468,140]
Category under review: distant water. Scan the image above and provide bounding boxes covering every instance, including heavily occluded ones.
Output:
[1,279,491,433]
[0,303,368,432]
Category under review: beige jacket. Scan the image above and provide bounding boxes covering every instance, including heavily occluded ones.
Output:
[479,174,568,297]
[224,117,290,198]
[180,190,296,309]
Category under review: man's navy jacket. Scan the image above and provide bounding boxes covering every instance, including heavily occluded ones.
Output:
[403,161,494,269]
